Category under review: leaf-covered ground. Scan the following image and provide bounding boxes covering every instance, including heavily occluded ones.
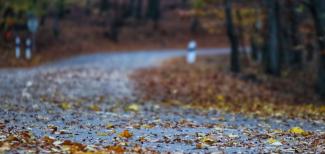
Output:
[132,56,325,120]
[0,50,325,153]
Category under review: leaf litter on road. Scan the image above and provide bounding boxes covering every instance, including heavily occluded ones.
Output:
[0,54,325,153]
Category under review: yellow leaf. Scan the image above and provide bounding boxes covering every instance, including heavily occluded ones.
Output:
[142,124,154,129]
[267,138,277,144]
[127,104,140,112]
[289,127,305,134]
[118,130,133,138]
[319,106,325,112]
[227,134,239,138]
[267,138,282,145]
[89,104,100,112]
[200,136,214,145]
[216,95,225,102]
[60,102,71,110]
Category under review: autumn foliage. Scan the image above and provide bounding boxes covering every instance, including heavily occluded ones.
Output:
[132,56,325,120]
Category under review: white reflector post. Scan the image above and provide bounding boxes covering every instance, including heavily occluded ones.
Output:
[15,36,21,59]
[25,38,32,60]
[187,40,197,64]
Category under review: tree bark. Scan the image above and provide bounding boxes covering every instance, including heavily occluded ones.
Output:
[100,0,110,14]
[250,33,258,61]
[288,0,303,68]
[265,0,281,75]
[135,0,143,20]
[146,0,161,28]
[236,10,249,60]
[251,7,263,62]
[309,0,325,97]
[225,0,240,73]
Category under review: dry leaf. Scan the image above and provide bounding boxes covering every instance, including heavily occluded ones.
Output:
[119,130,133,138]
[0,142,10,152]
[105,145,125,153]
[89,104,100,112]
[59,102,71,110]
[127,104,140,112]
[106,124,115,129]
[267,138,282,146]
[289,127,305,135]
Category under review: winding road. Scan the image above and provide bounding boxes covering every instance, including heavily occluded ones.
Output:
[0,48,324,153]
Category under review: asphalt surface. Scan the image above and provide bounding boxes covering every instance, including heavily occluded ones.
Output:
[0,48,324,153]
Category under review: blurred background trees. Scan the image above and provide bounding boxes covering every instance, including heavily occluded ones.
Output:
[0,0,325,98]
[206,0,324,98]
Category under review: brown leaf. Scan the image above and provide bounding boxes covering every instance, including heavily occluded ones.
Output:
[119,130,133,139]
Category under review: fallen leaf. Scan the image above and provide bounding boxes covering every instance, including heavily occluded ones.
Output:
[61,140,86,153]
[142,124,155,129]
[214,127,223,131]
[216,95,225,102]
[200,136,215,145]
[227,134,239,138]
[0,142,10,152]
[59,102,71,110]
[96,132,111,137]
[289,127,305,135]
[118,130,133,138]
[106,124,115,129]
[53,140,63,146]
[85,145,97,152]
[105,145,125,153]
[267,138,282,146]
[88,104,101,112]
[127,104,140,112]
[42,136,55,145]
[47,125,58,134]
[196,143,203,149]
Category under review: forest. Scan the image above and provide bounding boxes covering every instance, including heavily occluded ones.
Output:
[0,0,325,153]
[1,0,324,97]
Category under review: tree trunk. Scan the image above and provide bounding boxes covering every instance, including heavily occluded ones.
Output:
[128,0,135,16]
[190,16,199,35]
[225,0,240,73]
[281,0,292,67]
[250,33,258,61]
[252,7,263,62]
[135,0,143,20]
[85,0,91,15]
[181,0,188,9]
[265,0,281,75]
[57,0,66,18]
[106,2,123,42]
[310,0,325,97]
[288,0,303,69]
[100,0,110,14]
[236,10,248,57]
[53,0,66,38]
[146,0,161,28]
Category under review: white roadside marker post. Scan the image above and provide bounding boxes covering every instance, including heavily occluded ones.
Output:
[25,38,32,60]
[15,36,21,59]
[187,40,197,64]
[27,15,39,60]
